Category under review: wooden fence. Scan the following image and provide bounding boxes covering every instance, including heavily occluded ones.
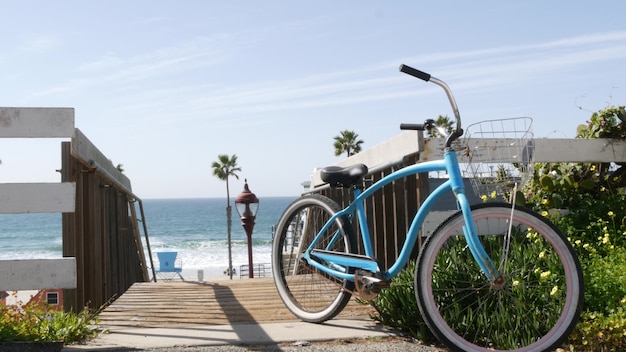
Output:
[0,108,153,312]
[61,129,155,312]
[308,131,626,270]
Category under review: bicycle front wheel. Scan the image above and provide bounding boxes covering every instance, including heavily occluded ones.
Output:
[272,194,356,323]
[416,203,583,352]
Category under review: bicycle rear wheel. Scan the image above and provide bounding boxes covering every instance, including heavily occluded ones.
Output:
[272,194,356,323]
[416,203,583,352]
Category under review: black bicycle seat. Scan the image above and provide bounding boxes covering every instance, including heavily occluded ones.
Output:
[320,164,368,188]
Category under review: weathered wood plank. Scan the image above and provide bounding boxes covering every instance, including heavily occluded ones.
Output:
[0,183,75,213]
[71,128,132,192]
[97,279,374,328]
[533,138,626,163]
[423,210,456,236]
[420,138,626,163]
[0,258,76,291]
[0,108,74,138]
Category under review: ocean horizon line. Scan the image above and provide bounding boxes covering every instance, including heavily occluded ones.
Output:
[0,197,296,273]
[141,195,299,201]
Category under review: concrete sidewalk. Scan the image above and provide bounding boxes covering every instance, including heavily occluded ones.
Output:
[62,319,403,351]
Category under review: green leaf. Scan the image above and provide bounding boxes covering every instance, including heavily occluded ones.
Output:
[580,179,595,190]
[539,175,554,190]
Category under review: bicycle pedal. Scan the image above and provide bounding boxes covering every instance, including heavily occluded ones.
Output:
[360,275,389,290]
[354,270,389,300]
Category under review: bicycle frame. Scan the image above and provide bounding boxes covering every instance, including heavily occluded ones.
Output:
[302,148,501,283]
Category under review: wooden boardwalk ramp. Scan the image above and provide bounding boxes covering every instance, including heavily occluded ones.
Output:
[97,278,375,329]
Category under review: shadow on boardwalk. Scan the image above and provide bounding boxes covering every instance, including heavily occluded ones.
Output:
[97,278,374,328]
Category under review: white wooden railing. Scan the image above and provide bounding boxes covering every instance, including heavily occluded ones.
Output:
[0,108,77,291]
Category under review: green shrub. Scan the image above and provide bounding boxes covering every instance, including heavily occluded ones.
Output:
[569,309,626,351]
[522,105,626,348]
[367,261,435,342]
[523,106,626,211]
[581,247,626,316]
[550,192,626,260]
[0,301,100,343]
[368,205,626,348]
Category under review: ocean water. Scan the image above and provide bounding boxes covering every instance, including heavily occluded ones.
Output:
[0,197,296,280]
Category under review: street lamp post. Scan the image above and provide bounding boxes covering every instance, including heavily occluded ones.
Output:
[235,179,259,279]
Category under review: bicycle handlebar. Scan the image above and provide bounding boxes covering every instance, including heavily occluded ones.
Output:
[400,123,426,131]
[399,64,463,149]
[399,64,431,82]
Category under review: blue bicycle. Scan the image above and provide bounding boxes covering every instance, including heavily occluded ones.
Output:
[272,65,583,352]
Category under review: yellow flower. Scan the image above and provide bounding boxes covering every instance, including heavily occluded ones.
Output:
[541,211,549,217]
[541,199,548,205]
[526,231,538,240]
[480,195,488,202]
[540,271,551,280]
[608,211,615,217]
[512,280,520,287]
[539,250,546,259]
[490,190,497,199]
[575,240,582,246]
[550,286,558,296]
[590,164,596,171]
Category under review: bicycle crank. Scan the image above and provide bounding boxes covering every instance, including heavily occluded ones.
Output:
[354,269,389,300]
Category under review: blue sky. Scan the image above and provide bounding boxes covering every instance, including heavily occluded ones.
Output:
[0,1,625,199]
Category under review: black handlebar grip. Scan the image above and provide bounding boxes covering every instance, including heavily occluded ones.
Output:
[400,123,425,131]
[399,64,431,82]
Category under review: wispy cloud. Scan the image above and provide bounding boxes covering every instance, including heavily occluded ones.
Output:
[183,30,626,118]
[24,29,626,125]
[17,33,62,53]
[403,30,626,92]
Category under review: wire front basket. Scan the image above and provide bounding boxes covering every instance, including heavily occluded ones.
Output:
[462,117,534,197]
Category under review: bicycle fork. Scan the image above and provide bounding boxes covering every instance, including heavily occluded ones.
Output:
[457,194,502,283]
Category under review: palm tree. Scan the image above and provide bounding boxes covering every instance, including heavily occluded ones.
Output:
[333,130,364,157]
[211,154,242,279]
[428,115,454,138]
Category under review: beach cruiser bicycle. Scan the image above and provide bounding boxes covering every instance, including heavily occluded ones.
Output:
[271,64,583,351]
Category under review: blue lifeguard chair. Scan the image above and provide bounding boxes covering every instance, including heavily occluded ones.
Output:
[155,251,184,281]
